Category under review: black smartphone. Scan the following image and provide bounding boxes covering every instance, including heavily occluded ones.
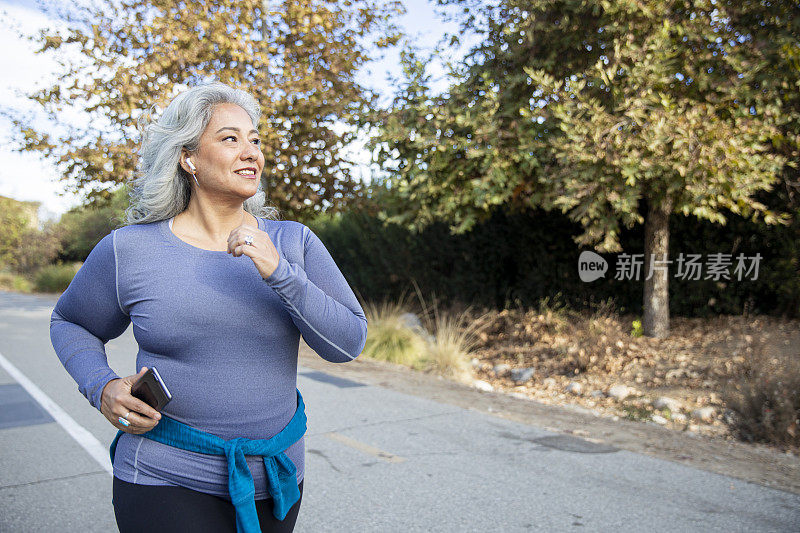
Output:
[131,366,172,412]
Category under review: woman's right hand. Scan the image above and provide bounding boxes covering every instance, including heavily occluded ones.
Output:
[100,367,162,434]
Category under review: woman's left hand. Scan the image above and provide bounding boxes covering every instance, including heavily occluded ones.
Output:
[227,220,281,280]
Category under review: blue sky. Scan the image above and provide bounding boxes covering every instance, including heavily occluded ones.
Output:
[0,0,480,221]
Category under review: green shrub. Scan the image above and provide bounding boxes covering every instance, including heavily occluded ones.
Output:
[308,191,799,320]
[34,263,79,293]
[630,318,644,337]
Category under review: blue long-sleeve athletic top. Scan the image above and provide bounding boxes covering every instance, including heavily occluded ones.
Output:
[49,215,367,499]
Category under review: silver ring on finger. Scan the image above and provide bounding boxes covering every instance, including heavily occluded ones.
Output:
[118,411,131,427]
[243,234,254,246]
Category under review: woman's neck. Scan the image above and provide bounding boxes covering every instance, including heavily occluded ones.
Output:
[173,203,255,244]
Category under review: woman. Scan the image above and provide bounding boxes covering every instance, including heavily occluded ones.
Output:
[49,82,368,532]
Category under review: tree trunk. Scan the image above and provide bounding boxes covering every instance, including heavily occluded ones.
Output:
[643,195,672,338]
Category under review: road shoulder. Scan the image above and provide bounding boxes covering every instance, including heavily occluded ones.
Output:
[299,344,800,496]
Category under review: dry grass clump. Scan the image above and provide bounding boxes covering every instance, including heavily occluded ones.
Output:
[361,297,429,369]
[722,338,800,449]
[415,295,493,385]
[360,284,492,381]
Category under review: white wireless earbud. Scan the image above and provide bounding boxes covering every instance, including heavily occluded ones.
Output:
[187,158,196,172]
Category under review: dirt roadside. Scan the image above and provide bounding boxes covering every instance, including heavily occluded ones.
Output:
[299,342,800,496]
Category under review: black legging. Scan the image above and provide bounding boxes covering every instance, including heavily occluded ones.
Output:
[112,476,303,532]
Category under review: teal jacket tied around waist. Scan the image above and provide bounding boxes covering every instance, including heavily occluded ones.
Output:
[109,388,307,533]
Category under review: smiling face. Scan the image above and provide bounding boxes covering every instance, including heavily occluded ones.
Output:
[181,102,265,198]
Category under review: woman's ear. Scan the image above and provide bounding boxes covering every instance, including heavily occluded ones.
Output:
[179,150,194,174]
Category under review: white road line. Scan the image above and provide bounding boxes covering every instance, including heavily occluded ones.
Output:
[0,350,113,475]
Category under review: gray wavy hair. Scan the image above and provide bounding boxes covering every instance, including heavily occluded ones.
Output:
[124,82,280,225]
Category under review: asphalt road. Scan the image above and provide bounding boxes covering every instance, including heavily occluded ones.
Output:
[1,291,798,532]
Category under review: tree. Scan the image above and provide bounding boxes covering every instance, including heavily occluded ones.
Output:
[54,185,130,262]
[0,198,31,271]
[8,0,403,219]
[369,0,797,337]
[0,196,61,274]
